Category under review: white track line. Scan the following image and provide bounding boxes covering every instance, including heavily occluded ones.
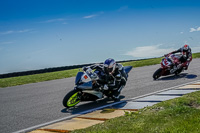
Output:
[129,79,200,101]
[14,79,200,133]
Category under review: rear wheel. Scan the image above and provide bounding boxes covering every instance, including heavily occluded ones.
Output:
[62,89,81,108]
[153,68,162,80]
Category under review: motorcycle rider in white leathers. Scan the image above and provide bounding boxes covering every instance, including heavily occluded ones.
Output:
[83,58,127,100]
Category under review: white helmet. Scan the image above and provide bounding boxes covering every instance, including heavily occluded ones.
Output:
[103,58,116,74]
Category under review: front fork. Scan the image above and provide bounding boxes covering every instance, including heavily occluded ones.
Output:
[73,87,82,100]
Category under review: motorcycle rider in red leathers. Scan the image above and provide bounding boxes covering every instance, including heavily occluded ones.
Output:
[166,44,192,71]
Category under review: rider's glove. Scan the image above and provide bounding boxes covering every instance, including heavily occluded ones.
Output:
[187,58,191,61]
[103,84,109,90]
[82,66,87,71]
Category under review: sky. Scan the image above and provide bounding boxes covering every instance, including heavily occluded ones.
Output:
[0,0,200,74]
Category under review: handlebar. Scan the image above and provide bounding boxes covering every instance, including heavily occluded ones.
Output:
[82,67,99,80]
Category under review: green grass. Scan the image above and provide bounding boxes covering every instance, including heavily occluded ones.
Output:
[192,52,200,58]
[122,52,200,68]
[0,69,79,88]
[72,91,200,133]
[0,52,200,88]
[122,57,162,68]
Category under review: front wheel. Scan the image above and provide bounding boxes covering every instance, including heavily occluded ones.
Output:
[62,89,81,108]
[153,68,162,80]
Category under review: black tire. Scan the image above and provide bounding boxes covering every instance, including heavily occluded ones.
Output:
[62,89,81,108]
[153,68,162,80]
[175,68,183,75]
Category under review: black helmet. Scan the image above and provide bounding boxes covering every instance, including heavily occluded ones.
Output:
[103,58,116,74]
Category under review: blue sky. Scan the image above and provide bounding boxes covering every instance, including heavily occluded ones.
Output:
[0,0,200,74]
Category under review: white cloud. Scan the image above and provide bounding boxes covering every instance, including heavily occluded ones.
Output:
[118,6,128,12]
[0,30,14,35]
[83,12,104,19]
[190,27,200,32]
[125,45,175,58]
[83,15,97,19]
[18,29,32,33]
[190,28,196,32]
[0,41,13,45]
[40,18,66,23]
[180,32,184,34]
[0,29,32,35]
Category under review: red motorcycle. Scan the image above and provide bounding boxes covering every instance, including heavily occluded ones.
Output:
[153,53,192,80]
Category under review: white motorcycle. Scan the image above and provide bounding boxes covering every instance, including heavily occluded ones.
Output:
[62,65,132,108]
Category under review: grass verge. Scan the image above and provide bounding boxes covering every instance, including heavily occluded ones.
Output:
[0,69,79,88]
[72,91,200,133]
[0,52,200,88]
[122,52,200,67]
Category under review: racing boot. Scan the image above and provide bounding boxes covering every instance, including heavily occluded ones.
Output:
[184,66,188,70]
[112,85,124,101]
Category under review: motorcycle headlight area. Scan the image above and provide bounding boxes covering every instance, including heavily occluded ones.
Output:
[162,58,172,66]
[81,72,99,83]
[81,73,91,82]
[90,73,99,80]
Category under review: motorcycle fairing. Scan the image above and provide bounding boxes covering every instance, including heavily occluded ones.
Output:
[82,90,103,99]
[162,57,172,67]
[77,81,93,90]
[75,72,84,85]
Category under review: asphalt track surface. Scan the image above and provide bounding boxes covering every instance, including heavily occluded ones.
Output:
[0,58,200,133]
